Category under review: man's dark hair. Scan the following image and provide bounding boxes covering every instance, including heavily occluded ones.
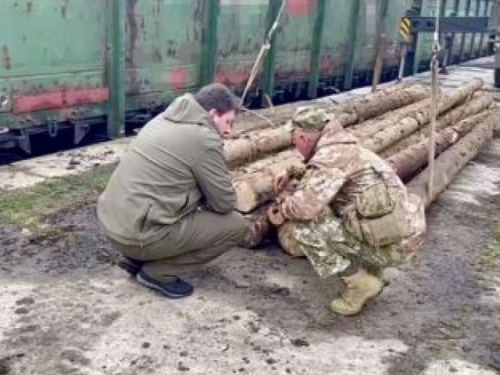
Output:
[195,83,241,114]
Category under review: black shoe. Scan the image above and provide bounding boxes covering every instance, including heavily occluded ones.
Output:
[117,257,143,276]
[136,270,194,299]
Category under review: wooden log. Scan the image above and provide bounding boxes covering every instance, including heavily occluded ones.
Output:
[231,149,299,177]
[386,110,493,182]
[362,79,484,153]
[235,101,311,134]
[350,98,437,140]
[277,222,306,257]
[333,84,430,127]
[234,83,429,135]
[224,125,293,168]
[352,78,483,142]
[407,108,500,208]
[232,96,491,215]
[233,150,304,213]
[243,203,275,247]
[380,92,493,158]
[226,85,433,167]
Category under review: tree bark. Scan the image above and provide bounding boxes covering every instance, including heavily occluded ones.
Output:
[226,85,434,167]
[224,125,293,168]
[380,92,493,158]
[407,108,499,208]
[361,79,484,153]
[387,110,493,182]
[334,84,430,127]
[231,149,299,177]
[232,150,304,213]
[234,83,429,135]
[352,79,483,142]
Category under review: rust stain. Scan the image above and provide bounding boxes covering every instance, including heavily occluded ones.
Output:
[13,87,109,114]
[155,0,161,39]
[170,67,188,91]
[61,0,70,18]
[193,0,205,42]
[153,49,162,63]
[2,46,12,70]
[127,0,141,95]
[166,40,176,58]
[215,69,249,86]
[287,0,316,17]
[320,58,343,75]
[127,0,139,67]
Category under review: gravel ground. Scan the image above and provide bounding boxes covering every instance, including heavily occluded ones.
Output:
[0,139,499,375]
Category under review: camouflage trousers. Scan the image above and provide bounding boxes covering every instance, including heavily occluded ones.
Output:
[282,208,418,279]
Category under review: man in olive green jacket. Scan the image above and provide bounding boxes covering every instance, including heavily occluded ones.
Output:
[97,84,252,298]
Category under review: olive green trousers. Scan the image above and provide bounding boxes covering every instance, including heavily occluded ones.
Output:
[109,210,250,281]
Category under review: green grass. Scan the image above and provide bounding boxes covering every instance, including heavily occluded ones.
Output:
[0,165,114,236]
[479,219,500,271]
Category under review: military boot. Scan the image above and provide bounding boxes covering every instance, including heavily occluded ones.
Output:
[330,268,384,316]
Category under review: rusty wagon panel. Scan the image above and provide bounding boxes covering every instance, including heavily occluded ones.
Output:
[0,0,494,154]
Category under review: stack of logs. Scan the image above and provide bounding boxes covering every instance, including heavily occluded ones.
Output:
[224,79,499,249]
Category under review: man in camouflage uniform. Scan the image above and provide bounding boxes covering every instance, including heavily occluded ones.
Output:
[270,107,426,316]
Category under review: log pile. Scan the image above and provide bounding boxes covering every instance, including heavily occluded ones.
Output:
[225,79,497,252]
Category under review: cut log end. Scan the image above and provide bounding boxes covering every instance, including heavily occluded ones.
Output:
[268,205,285,226]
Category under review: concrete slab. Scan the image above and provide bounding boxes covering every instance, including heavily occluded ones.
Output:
[0,138,131,190]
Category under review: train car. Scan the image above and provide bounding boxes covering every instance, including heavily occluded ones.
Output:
[0,0,494,155]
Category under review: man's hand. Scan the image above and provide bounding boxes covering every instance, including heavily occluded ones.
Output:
[281,196,302,221]
[274,169,290,194]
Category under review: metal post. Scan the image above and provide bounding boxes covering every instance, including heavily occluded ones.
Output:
[372,0,390,91]
[344,0,361,90]
[479,0,490,56]
[449,0,461,63]
[440,0,452,72]
[106,0,126,139]
[440,0,448,16]
[307,0,326,98]
[398,43,409,80]
[412,0,425,75]
[200,0,220,86]
[261,1,281,106]
[469,0,482,57]
[459,0,473,61]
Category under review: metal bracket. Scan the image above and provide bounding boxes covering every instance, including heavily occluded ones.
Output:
[73,120,91,145]
[47,118,59,138]
[126,112,152,126]
[407,16,489,34]
[16,128,31,154]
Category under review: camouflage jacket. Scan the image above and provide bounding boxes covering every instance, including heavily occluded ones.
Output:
[273,122,425,249]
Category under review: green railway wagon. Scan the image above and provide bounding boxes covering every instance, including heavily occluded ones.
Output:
[0,0,493,155]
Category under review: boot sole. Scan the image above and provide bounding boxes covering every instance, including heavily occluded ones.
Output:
[136,273,192,299]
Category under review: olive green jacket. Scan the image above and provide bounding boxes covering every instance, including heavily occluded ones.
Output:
[97,94,236,247]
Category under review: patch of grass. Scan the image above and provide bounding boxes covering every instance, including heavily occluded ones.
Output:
[479,219,500,271]
[0,165,114,235]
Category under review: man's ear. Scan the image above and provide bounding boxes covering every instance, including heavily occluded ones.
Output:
[208,108,218,118]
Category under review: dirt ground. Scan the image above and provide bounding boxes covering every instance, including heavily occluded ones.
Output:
[1,138,500,375]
